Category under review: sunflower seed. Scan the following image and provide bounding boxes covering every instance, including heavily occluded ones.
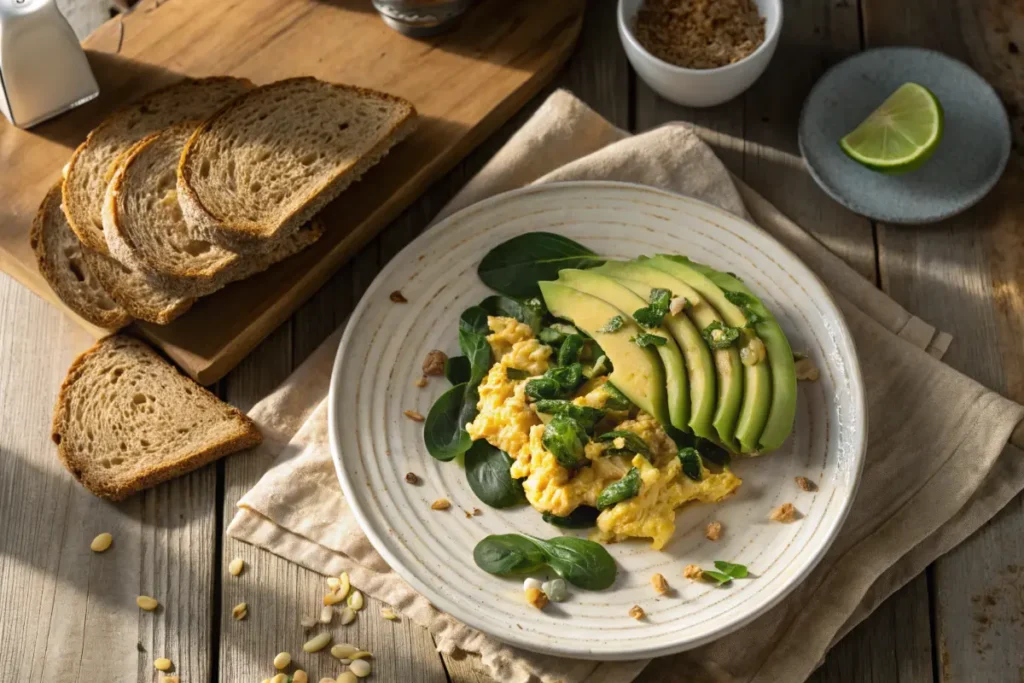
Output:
[303,632,332,653]
[90,532,113,552]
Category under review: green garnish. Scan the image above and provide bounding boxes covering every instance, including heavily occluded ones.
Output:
[542,506,600,529]
[558,334,585,365]
[723,290,765,327]
[596,430,650,457]
[701,321,741,349]
[677,447,703,481]
[602,382,634,411]
[632,288,672,329]
[506,368,530,380]
[473,534,618,590]
[596,467,642,510]
[630,333,667,348]
[533,400,606,431]
[702,560,750,586]
[598,315,625,333]
[542,414,588,469]
[525,363,584,401]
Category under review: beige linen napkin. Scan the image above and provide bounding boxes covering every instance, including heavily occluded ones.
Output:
[228,90,1024,683]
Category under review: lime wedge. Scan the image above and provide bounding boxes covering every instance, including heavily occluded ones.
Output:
[839,83,943,174]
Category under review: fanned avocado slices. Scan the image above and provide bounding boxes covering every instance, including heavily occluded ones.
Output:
[590,261,717,443]
[538,281,671,428]
[644,255,772,454]
[664,256,797,452]
[556,268,690,433]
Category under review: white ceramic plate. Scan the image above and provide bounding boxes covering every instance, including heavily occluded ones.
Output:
[328,181,866,660]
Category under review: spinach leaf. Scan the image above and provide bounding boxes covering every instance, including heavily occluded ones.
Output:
[701,321,741,349]
[632,288,672,329]
[423,383,477,461]
[550,322,580,336]
[538,327,566,345]
[505,368,530,380]
[602,382,634,411]
[524,376,561,401]
[533,400,606,431]
[459,306,490,335]
[557,334,585,365]
[542,506,600,529]
[702,570,734,585]
[444,356,471,385]
[464,440,526,508]
[542,414,588,469]
[596,430,651,457]
[678,447,703,481]
[473,535,547,575]
[597,315,625,333]
[583,354,611,379]
[596,467,642,510]
[479,295,545,333]
[459,307,493,386]
[525,535,617,590]
[714,560,749,578]
[695,436,731,466]
[630,333,667,348]
[525,363,584,401]
[724,290,765,327]
[477,232,605,298]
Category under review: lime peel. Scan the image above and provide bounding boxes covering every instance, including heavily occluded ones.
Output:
[839,82,943,174]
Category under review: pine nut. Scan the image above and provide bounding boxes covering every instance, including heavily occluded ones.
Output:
[136,595,159,611]
[337,674,358,683]
[300,615,317,628]
[331,644,358,659]
[161,677,180,683]
[349,650,372,660]
[303,632,332,653]
[430,498,451,510]
[231,602,247,620]
[153,657,172,671]
[271,675,288,683]
[273,651,291,669]
[337,572,351,599]
[320,605,333,623]
[320,679,337,683]
[323,591,345,606]
[346,590,364,611]
[340,607,357,625]
[381,607,398,620]
[90,532,113,552]
[327,577,341,590]
[349,659,371,677]
[292,671,308,683]
[228,558,245,576]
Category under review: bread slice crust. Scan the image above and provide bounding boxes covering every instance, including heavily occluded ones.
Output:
[52,335,262,500]
[176,77,418,252]
[62,77,253,254]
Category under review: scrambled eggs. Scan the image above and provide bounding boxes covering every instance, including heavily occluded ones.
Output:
[466,316,741,549]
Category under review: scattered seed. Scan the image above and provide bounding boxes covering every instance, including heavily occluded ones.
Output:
[271,675,288,683]
[404,409,425,422]
[327,577,341,590]
[153,657,172,671]
[90,532,113,552]
[331,643,359,659]
[339,659,352,665]
[683,564,703,580]
[404,472,420,485]
[464,509,473,518]
[337,572,351,599]
[525,587,548,610]
[349,659,372,677]
[414,376,429,388]
[628,605,645,620]
[293,671,309,683]
[541,578,568,602]
[472,507,482,516]
[231,602,248,621]
[340,607,357,625]
[161,676,180,683]
[431,498,451,511]
[300,615,317,628]
[422,350,448,376]
[795,476,817,492]
[350,650,373,660]
[705,521,722,541]
[523,577,543,592]
[228,558,245,576]
[337,673,359,683]
[324,591,345,605]
[651,573,670,595]
[669,296,689,316]
[303,632,332,653]
[273,651,291,670]
[381,607,398,620]
[794,358,820,381]
[770,502,798,523]
[390,290,407,303]
[136,595,159,611]
[347,590,365,611]
[320,605,334,624]
[320,679,338,683]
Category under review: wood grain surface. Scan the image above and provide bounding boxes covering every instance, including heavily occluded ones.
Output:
[1,0,1022,681]
[0,0,584,385]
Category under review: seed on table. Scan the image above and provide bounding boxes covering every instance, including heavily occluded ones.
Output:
[327,577,341,590]
[337,674,358,683]
[320,679,337,683]
[271,675,288,683]
[293,671,308,683]
[228,558,245,576]
[303,632,332,653]
[324,591,346,606]
[347,590,364,611]
[349,650,372,660]
[431,498,451,511]
[273,651,291,669]
[349,659,372,677]
[340,607,357,625]
[161,676,179,683]
[320,605,334,623]
[153,657,172,671]
[136,595,159,611]
[231,602,248,620]
[331,644,359,659]
[90,532,113,552]
[300,615,317,628]
[381,607,398,620]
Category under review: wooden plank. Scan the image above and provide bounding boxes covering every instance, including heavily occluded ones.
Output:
[0,0,585,386]
[862,1,1024,681]
[0,272,216,683]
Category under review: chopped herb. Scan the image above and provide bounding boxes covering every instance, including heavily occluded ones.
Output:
[596,430,650,456]
[630,333,667,348]
[533,400,606,431]
[702,570,734,585]
[596,467,642,510]
[713,560,749,578]
[550,322,580,336]
[542,414,589,469]
[678,447,703,481]
[701,321,741,349]
[538,327,565,345]
[506,368,530,380]
[558,334,585,365]
[597,315,625,333]
[542,506,600,529]
[632,288,672,328]
[602,382,634,411]
[583,354,611,379]
[723,290,765,326]
[525,363,584,401]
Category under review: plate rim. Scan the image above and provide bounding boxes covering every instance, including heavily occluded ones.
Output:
[797,46,1011,225]
[328,180,867,659]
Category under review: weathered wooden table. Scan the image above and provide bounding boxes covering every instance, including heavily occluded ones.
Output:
[3,1,1022,681]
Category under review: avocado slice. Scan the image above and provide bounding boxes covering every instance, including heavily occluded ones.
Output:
[556,269,689,433]
[664,257,796,452]
[643,255,772,454]
[589,262,717,443]
[539,281,670,427]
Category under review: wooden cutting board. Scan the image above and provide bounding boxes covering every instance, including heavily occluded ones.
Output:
[0,0,584,383]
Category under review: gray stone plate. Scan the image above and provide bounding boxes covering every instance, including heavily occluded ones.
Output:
[799,47,1010,224]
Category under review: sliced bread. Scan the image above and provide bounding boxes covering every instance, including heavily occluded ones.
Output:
[103,125,326,298]
[52,335,262,500]
[62,77,253,254]
[31,183,132,330]
[176,77,417,252]
[83,245,194,325]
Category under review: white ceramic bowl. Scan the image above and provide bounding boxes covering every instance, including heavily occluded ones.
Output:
[618,0,782,108]
[328,182,866,659]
